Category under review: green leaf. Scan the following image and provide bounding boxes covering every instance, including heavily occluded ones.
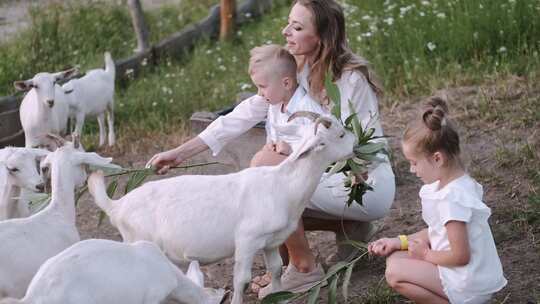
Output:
[327,160,347,176]
[125,170,150,194]
[325,73,341,120]
[106,179,118,197]
[75,185,88,206]
[348,100,363,139]
[261,291,296,304]
[324,261,348,280]
[328,273,340,304]
[307,284,321,304]
[342,261,355,301]
[356,142,386,155]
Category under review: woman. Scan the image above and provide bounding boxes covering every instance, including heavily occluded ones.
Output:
[147,0,395,298]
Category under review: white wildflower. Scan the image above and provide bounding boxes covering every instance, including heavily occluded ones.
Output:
[218,65,226,71]
[240,83,252,90]
[152,102,157,107]
[498,46,507,53]
[436,12,446,19]
[427,42,437,51]
[383,17,394,25]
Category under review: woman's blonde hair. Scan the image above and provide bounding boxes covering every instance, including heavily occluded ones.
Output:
[293,0,383,101]
[403,97,462,166]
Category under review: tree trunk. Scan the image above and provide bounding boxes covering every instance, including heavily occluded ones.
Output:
[128,0,150,53]
[220,0,235,41]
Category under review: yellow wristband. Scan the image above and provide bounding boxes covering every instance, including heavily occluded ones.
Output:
[398,235,408,250]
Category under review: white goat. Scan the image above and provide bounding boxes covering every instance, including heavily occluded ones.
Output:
[0,239,224,304]
[0,136,118,299]
[0,147,48,220]
[14,68,78,150]
[88,114,356,304]
[62,52,116,146]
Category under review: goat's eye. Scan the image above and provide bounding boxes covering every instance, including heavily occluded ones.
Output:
[8,167,19,173]
[339,133,345,138]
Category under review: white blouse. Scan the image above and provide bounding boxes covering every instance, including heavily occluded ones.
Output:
[199,64,388,169]
[420,174,507,296]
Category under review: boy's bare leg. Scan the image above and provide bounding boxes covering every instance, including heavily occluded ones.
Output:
[385,251,449,304]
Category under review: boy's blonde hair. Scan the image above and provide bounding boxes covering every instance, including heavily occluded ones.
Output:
[248,44,297,80]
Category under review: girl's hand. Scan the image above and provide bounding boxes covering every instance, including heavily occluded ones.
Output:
[146,149,183,175]
[408,239,430,260]
[275,141,292,156]
[368,237,400,256]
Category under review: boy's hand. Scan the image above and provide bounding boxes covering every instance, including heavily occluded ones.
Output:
[275,141,292,156]
[262,142,276,152]
[368,237,400,256]
[408,239,430,260]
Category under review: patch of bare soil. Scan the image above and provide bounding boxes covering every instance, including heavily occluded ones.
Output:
[75,76,539,303]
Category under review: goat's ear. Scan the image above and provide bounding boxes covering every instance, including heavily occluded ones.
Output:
[75,152,121,170]
[54,67,79,81]
[186,261,205,287]
[27,148,50,159]
[287,135,321,161]
[13,80,33,92]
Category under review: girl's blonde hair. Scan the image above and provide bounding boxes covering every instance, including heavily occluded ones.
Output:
[403,98,461,166]
[248,44,297,80]
[293,0,383,102]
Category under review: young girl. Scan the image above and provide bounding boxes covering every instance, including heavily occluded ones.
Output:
[368,98,507,304]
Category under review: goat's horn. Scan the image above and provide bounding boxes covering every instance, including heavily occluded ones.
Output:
[72,133,80,149]
[46,133,66,147]
[314,117,332,135]
[287,111,321,123]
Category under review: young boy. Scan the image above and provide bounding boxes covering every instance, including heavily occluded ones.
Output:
[248,44,324,162]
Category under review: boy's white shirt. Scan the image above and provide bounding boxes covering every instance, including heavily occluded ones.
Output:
[265,85,325,152]
[420,174,507,296]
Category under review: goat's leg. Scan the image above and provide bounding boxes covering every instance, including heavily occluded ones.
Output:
[97,114,106,147]
[231,244,258,304]
[106,102,115,146]
[74,113,86,140]
[263,247,283,293]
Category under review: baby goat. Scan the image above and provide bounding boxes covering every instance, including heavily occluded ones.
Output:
[62,52,116,146]
[0,136,118,299]
[0,239,224,304]
[88,114,356,304]
[14,68,78,150]
[0,147,48,220]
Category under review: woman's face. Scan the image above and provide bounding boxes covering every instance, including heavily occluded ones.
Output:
[282,3,320,58]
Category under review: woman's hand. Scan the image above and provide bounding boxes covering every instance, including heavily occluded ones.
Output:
[408,239,430,260]
[368,237,400,256]
[146,148,184,175]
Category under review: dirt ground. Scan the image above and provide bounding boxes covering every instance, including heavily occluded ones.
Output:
[71,76,539,303]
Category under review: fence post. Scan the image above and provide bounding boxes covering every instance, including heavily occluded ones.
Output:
[128,0,150,53]
[220,0,235,41]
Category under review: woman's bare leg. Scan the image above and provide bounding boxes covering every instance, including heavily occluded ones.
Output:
[385,251,449,304]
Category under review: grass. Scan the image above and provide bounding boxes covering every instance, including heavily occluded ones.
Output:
[1,0,539,135]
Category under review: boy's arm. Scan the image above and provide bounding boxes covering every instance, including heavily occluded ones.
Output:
[409,221,471,267]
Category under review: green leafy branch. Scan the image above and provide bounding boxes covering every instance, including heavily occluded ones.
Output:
[28,162,220,225]
[261,241,370,304]
[324,74,389,206]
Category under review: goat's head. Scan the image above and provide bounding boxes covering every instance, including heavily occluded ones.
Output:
[284,112,356,163]
[185,261,226,304]
[40,134,119,188]
[13,68,78,108]
[0,147,49,192]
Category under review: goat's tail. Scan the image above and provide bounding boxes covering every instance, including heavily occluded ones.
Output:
[87,170,115,215]
[104,52,115,78]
